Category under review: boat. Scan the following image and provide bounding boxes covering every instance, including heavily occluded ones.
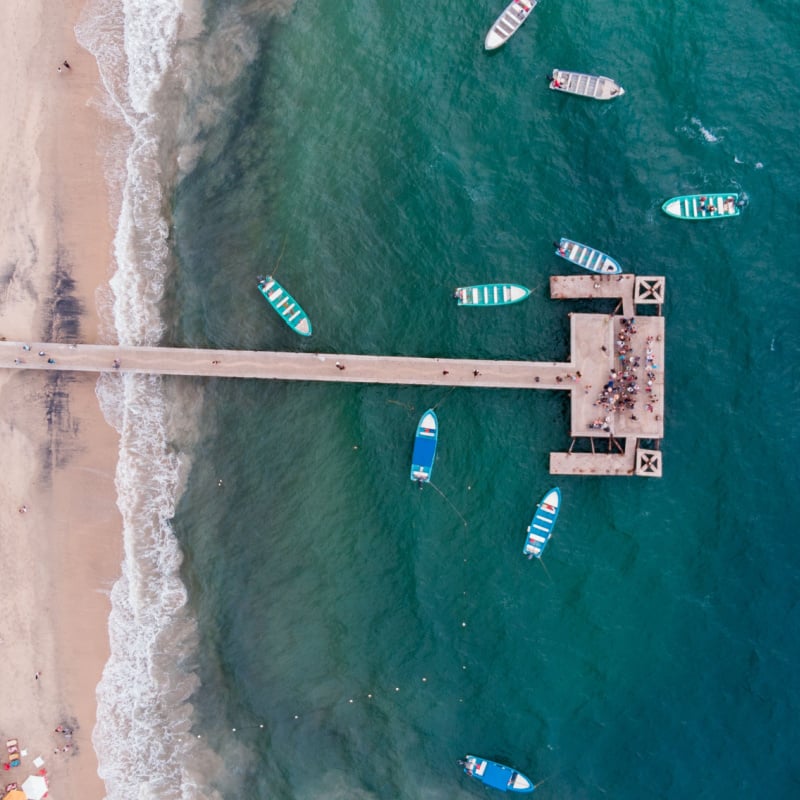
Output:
[454,283,530,307]
[410,409,438,483]
[661,193,742,220]
[555,238,622,274]
[549,69,624,100]
[460,755,535,793]
[257,275,312,336]
[523,487,561,559]
[485,0,538,51]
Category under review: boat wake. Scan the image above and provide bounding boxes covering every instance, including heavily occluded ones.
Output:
[734,155,764,169]
[688,116,722,143]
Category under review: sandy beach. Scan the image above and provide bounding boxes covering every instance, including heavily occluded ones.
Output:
[0,0,121,797]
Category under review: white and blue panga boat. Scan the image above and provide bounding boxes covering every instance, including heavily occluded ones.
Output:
[257,275,312,336]
[661,193,743,220]
[523,487,561,559]
[460,755,535,793]
[549,69,624,100]
[485,0,538,50]
[410,409,438,483]
[555,238,622,274]
[454,283,531,306]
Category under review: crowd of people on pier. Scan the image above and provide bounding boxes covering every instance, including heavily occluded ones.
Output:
[590,317,660,430]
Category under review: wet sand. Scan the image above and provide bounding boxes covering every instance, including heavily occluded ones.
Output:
[0,0,121,797]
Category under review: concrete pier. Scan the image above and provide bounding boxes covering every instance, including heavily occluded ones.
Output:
[1,274,665,476]
[0,341,573,389]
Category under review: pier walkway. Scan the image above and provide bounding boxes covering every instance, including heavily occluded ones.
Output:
[1,275,665,476]
[1,340,568,389]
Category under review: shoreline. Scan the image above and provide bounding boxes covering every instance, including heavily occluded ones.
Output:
[1,0,122,798]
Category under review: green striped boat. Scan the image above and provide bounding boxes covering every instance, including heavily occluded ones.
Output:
[661,193,743,220]
[454,283,531,306]
[257,276,312,336]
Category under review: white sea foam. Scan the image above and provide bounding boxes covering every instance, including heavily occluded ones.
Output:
[77,0,300,794]
[689,116,721,143]
[95,374,227,800]
[73,0,266,796]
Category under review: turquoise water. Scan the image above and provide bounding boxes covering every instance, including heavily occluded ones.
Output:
[85,0,800,797]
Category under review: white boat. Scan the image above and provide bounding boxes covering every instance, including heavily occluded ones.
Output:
[485,0,538,51]
[549,69,624,100]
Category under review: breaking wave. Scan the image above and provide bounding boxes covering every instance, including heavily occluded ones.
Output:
[75,0,295,796]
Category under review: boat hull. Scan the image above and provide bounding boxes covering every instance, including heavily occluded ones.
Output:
[523,487,561,558]
[661,193,742,220]
[455,283,531,306]
[485,0,538,50]
[463,755,535,793]
[555,238,622,274]
[549,69,624,100]
[410,409,438,483]
[257,276,312,336]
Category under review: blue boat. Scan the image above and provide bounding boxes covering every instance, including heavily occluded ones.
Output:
[555,238,622,274]
[256,275,312,336]
[523,487,561,559]
[460,755,535,793]
[410,409,438,483]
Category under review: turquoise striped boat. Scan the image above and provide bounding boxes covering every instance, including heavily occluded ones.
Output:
[454,283,530,306]
[661,193,743,220]
[523,487,561,559]
[555,238,622,274]
[257,276,312,337]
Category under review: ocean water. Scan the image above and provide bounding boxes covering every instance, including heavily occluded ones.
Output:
[77,0,800,798]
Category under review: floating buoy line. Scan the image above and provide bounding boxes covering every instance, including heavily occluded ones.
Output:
[180,672,482,740]
[185,465,481,744]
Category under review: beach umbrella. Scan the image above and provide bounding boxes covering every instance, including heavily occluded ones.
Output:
[21,775,48,800]
[2,790,26,800]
